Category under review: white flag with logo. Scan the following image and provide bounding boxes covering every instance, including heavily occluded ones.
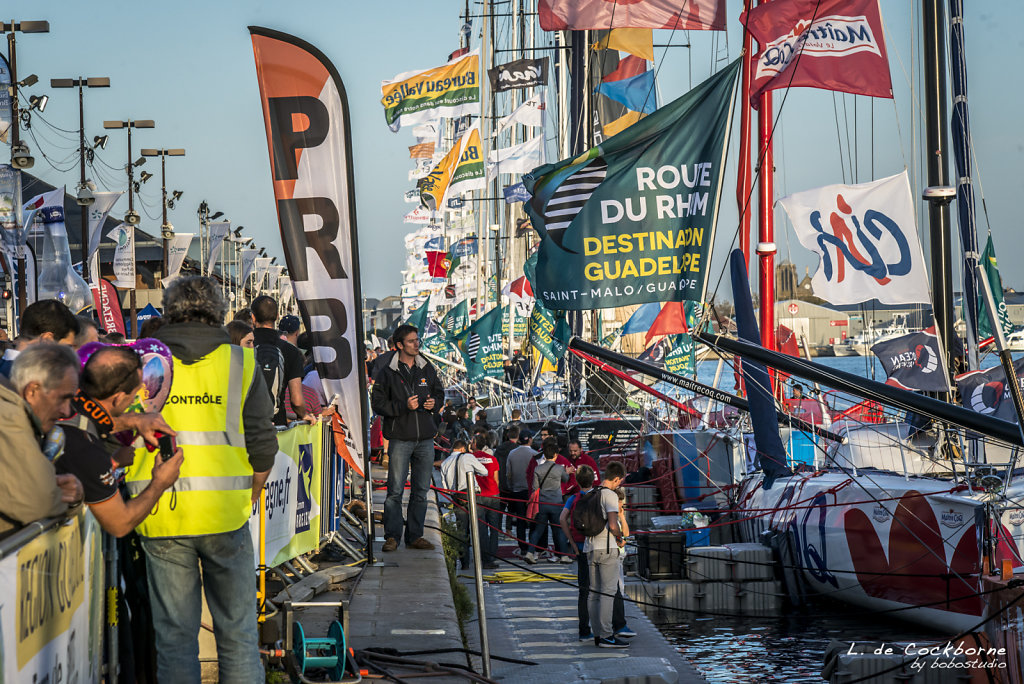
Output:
[254,257,271,292]
[206,221,230,273]
[239,248,258,284]
[86,192,122,263]
[486,133,545,180]
[779,171,930,305]
[166,233,193,281]
[269,264,284,292]
[108,224,135,288]
[495,93,545,137]
[279,275,294,308]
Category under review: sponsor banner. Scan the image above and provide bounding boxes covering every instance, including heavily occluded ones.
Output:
[108,223,135,288]
[86,192,121,269]
[419,122,485,211]
[0,163,15,225]
[404,205,435,224]
[871,327,950,392]
[523,60,739,310]
[251,422,323,567]
[409,141,435,158]
[504,182,531,204]
[206,221,230,273]
[743,0,893,107]
[250,27,370,456]
[495,93,546,137]
[441,299,470,341]
[979,235,1013,340]
[91,277,126,335]
[501,310,529,338]
[454,305,507,383]
[166,233,193,282]
[253,256,271,292]
[404,189,420,203]
[956,357,1024,423]
[0,509,104,683]
[488,57,549,92]
[447,197,464,209]
[239,247,258,284]
[486,133,545,180]
[423,334,451,356]
[664,333,695,376]
[539,0,725,31]
[408,156,434,181]
[405,295,431,333]
[451,237,478,258]
[529,303,569,364]
[779,171,930,305]
[0,54,10,144]
[381,48,481,132]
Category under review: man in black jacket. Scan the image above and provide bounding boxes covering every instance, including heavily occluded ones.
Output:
[371,324,444,552]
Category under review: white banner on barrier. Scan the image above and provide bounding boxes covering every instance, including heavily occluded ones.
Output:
[0,511,104,683]
[252,449,299,566]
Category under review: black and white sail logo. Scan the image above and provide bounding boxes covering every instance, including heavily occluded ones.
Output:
[488,57,548,92]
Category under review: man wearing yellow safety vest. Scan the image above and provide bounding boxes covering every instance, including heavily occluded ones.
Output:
[125,276,278,683]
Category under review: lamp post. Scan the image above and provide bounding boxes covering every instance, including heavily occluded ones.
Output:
[103,119,155,338]
[2,19,49,324]
[50,76,110,279]
[140,148,185,279]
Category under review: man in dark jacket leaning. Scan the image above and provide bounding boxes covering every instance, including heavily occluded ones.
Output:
[371,323,444,552]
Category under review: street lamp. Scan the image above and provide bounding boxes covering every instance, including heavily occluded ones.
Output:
[103,118,154,337]
[141,147,185,277]
[2,20,49,321]
[103,119,155,227]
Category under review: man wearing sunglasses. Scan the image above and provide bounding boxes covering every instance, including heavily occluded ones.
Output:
[371,323,445,552]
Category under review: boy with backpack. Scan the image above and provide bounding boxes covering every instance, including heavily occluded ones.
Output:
[561,463,635,644]
[567,461,629,648]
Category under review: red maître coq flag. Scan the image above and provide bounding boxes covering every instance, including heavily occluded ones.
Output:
[742,0,893,108]
[249,27,368,470]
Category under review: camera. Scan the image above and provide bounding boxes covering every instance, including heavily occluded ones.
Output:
[157,433,177,462]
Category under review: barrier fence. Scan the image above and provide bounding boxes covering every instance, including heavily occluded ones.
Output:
[0,419,347,683]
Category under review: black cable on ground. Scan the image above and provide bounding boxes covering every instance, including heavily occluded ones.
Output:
[364,646,535,666]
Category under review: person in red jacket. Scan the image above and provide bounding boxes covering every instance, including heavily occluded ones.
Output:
[472,433,502,569]
[564,439,600,497]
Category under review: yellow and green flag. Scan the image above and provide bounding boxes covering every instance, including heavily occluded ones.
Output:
[381,49,481,132]
[419,123,485,211]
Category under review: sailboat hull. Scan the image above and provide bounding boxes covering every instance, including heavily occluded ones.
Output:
[737,470,989,633]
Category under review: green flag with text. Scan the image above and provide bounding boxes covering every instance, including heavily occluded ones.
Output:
[523,60,739,311]
[404,296,430,335]
[978,235,1013,340]
[454,306,506,382]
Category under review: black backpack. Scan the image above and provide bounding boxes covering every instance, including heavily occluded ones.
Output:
[571,486,609,538]
[256,342,286,412]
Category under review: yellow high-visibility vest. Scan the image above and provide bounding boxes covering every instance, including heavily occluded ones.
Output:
[126,344,257,537]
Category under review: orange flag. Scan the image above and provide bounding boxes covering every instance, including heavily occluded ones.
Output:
[332,414,364,478]
[645,301,689,344]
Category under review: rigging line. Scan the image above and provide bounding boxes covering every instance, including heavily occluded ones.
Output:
[704,0,828,308]
[841,93,854,182]
[831,92,846,184]
[26,128,81,174]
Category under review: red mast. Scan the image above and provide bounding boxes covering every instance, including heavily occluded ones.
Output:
[757,88,776,355]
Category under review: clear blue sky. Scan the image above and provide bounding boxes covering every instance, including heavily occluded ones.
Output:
[12,1,1024,300]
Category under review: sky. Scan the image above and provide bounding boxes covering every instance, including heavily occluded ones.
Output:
[10,0,1024,301]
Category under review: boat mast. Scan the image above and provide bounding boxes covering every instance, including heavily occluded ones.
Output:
[566,28,589,403]
[755,1,776,358]
[922,0,956,394]
[737,0,754,270]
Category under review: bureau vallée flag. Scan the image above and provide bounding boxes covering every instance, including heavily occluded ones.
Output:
[250,27,369,465]
[742,0,893,107]
[539,0,725,31]
[381,49,480,132]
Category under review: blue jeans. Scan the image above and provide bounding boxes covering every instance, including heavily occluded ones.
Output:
[384,438,435,544]
[142,523,263,684]
[477,496,502,561]
[529,503,568,555]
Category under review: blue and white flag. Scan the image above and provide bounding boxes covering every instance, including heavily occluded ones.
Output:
[871,327,951,392]
[779,171,930,306]
[956,357,1024,423]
